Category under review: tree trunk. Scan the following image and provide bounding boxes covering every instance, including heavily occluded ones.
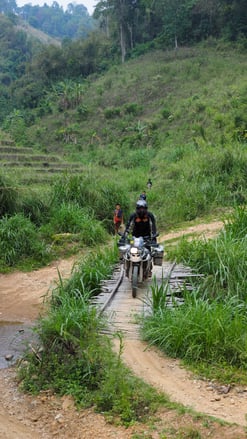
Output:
[128,23,133,50]
[120,23,126,63]
[174,34,178,49]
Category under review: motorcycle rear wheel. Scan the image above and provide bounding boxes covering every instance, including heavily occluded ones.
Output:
[132,265,138,298]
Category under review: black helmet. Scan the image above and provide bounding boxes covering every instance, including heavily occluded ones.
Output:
[136,199,147,209]
[136,200,148,218]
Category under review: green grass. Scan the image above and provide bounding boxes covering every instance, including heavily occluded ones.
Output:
[0,213,49,267]
[166,207,247,300]
[142,207,247,384]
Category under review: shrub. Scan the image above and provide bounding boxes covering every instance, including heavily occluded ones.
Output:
[104,107,121,119]
[20,193,50,226]
[43,202,109,247]
[0,213,47,266]
[49,202,88,234]
[123,102,143,116]
[60,244,118,296]
[51,174,129,233]
[161,106,171,119]
[0,174,18,217]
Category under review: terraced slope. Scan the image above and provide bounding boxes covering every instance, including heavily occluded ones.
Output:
[0,139,84,185]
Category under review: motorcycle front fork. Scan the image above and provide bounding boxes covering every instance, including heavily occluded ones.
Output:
[125,261,149,281]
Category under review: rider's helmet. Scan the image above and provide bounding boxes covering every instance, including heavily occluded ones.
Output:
[136,199,147,218]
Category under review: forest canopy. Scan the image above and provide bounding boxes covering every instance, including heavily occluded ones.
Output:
[0,0,246,123]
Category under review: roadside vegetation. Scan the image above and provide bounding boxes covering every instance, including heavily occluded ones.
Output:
[18,246,170,425]
[0,172,128,271]
[142,207,247,384]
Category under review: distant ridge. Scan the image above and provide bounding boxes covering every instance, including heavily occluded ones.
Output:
[16,20,61,46]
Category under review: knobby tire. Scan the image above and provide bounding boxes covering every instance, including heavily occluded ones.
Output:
[132,265,138,298]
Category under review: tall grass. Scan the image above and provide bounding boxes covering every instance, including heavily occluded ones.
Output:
[47,202,109,245]
[20,191,50,226]
[0,213,48,267]
[53,243,119,297]
[50,173,130,232]
[141,287,247,369]
[0,174,18,217]
[166,207,247,300]
[142,207,247,378]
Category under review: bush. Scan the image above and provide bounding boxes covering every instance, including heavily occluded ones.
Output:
[166,207,247,300]
[46,202,108,245]
[60,244,118,296]
[104,107,121,119]
[123,102,143,116]
[49,202,88,234]
[51,174,129,233]
[0,213,47,266]
[0,174,18,217]
[20,193,50,226]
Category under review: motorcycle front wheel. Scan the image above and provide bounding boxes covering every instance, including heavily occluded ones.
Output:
[132,265,138,298]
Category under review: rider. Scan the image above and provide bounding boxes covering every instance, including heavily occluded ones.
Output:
[124,200,157,277]
[124,199,157,241]
[139,190,147,201]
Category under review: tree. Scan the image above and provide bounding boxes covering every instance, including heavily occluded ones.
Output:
[159,0,197,47]
[94,0,138,62]
[221,0,247,39]
[0,0,17,14]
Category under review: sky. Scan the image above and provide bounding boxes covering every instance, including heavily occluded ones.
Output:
[15,0,97,15]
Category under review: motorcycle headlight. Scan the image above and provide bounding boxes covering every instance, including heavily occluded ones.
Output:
[130,247,138,255]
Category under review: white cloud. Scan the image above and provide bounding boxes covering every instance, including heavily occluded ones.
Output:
[16,0,97,15]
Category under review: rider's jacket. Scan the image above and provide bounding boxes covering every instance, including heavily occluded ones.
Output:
[125,211,156,238]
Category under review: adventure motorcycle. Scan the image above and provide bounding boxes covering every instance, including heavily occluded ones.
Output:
[118,233,163,298]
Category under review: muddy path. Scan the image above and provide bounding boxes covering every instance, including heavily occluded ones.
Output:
[0,220,247,439]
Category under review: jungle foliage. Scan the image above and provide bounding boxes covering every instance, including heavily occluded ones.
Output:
[1,1,95,39]
[0,0,246,122]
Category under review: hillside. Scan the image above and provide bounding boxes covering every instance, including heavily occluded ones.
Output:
[24,44,247,156]
[1,2,95,40]
[16,20,61,46]
[17,43,246,228]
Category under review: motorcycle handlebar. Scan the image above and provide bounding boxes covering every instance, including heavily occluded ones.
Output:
[118,232,159,246]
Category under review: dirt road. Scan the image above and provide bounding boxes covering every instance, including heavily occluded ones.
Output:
[0,220,247,439]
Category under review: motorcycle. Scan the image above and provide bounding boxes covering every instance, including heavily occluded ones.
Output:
[118,233,163,298]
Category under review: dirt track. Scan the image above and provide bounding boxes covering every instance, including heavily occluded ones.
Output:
[0,220,247,439]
